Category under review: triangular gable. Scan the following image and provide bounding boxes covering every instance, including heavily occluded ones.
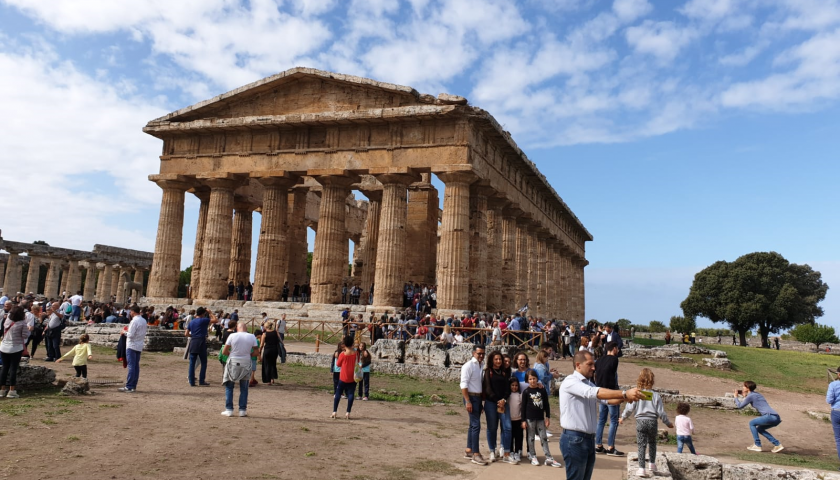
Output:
[150,67,426,124]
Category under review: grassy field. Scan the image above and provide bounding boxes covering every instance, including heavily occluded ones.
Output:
[626,338,837,395]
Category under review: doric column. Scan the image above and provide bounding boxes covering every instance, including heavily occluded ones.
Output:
[527,227,539,312]
[228,200,255,285]
[468,186,491,312]
[285,186,309,287]
[485,198,506,313]
[514,218,529,311]
[559,247,571,321]
[109,266,121,299]
[546,242,558,318]
[500,207,518,313]
[59,264,69,296]
[253,175,296,301]
[24,255,42,294]
[0,257,5,290]
[310,174,356,304]
[43,259,61,298]
[435,171,476,311]
[82,263,96,301]
[96,264,113,301]
[533,235,545,316]
[115,267,129,303]
[189,188,210,299]
[197,175,241,300]
[357,190,381,304]
[147,174,191,298]
[133,269,145,298]
[372,171,419,307]
[3,253,23,295]
[406,173,439,285]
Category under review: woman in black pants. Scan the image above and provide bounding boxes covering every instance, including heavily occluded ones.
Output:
[1,306,29,398]
[260,321,281,385]
[357,342,372,400]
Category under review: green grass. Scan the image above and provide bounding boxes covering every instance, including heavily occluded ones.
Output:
[632,338,667,347]
[732,452,840,472]
[624,343,838,395]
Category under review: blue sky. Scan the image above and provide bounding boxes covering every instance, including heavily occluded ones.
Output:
[0,0,838,330]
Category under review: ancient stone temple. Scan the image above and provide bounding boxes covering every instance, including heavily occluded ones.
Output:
[0,239,153,302]
[142,67,591,321]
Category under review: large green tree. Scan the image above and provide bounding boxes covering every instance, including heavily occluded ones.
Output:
[681,252,828,347]
[648,320,667,333]
[669,315,696,335]
[790,323,839,350]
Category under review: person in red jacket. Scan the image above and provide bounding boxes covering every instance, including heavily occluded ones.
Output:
[331,335,358,419]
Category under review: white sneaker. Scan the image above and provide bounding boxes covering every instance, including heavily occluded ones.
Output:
[530,456,539,466]
[545,457,563,468]
[489,452,496,463]
[747,445,762,452]
[239,410,247,417]
[772,444,784,453]
[502,455,518,465]
[648,462,656,473]
[221,410,233,417]
[546,430,554,437]
[636,468,649,477]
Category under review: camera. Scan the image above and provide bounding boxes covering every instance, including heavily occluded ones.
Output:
[737,389,743,395]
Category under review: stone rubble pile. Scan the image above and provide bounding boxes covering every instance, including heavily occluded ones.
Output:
[623,344,732,370]
[626,452,840,480]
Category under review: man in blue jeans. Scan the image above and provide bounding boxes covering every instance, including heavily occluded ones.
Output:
[186,307,218,386]
[559,351,644,480]
[119,305,147,393]
[460,345,487,465]
[734,380,784,453]
[594,342,624,456]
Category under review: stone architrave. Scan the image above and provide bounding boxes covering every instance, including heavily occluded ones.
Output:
[435,171,476,311]
[3,254,23,295]
[197,175,242,300]
[372,170,419,307]
[514,219,529,311]
[485,198,506,313]
[500,208,518,313]
[82,263,96,301]
[252,175,296,301]
[43,260,61,298]
[189,188,210,299]
[310,174,357,304]
[146,174,191,298]
[357,189,381,303]
[228,200,255,285]
[24,255,42,294]
[468,186,491,312]
[285,187,309,288]
[405,173,439,285]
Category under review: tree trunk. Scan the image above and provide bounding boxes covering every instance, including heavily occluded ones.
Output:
[739,330,748,346]
[759,325,770,348]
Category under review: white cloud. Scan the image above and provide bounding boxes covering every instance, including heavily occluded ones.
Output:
[0,40,165,251]
[612,0,652,23]
[680,0,737,22]
[718,43,764,66]
[626,20,698,62]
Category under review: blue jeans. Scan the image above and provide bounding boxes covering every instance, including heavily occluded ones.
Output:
[188,348,208,385]
[224,378,249,411]
[70,305,81,322]
[595,403,619,447]
[749,414,781,446]
[333,380,356,413]
[125,349,141,390]
[465,395,483,454]
[561,430,596,480]
[677,435,696,454]
[832,410,840,461]
[46,334,62,360]
[484,400,512,453]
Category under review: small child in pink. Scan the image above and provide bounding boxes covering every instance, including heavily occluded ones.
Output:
[675,402,696,454]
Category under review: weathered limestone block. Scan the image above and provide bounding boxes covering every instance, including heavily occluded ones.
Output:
[722,464,819,480]
[447,343,476,368]
[484,345,515,358]
[60,377,91,396]
[369,339,405,363]
[712,350,728,358]
[660,393,745,411]
[662,453,722,480]
[702,358,732,370]
[404,340,448,367]
[372,362,461,382]
[807,410,830,422]
[18,364,57,388]
[286,352,333,369]
[627,453,671,479]
[679,344,710,355]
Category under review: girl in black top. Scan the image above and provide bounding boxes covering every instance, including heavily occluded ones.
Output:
[521,370,562,467]
[483,351,515,464]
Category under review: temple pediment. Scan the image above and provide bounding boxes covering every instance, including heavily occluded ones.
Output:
[149,67,465,125]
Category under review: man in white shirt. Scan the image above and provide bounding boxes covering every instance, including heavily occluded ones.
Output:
[119,305,148,393]
[69,291,83,322]
[559,351,644,480]
[221,322,258,417]
[460,344,487,465]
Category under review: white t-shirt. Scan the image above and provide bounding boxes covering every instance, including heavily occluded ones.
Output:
[277,319,286,334]
[70,295,83,306]
[226,332,257,361]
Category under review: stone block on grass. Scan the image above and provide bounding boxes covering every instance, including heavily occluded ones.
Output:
[370,339,405,363]
[627,452,671,479]
[662,453,722,480]
[722,464,819,480]
[702,358,732,370]
[404,340,448,367]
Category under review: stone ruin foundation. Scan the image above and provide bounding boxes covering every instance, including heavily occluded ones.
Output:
[626,452,840,480]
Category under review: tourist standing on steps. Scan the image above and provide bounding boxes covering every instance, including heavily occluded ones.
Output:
[119,305,147,393]
[186,307,217,387]
[0,306,28,399]
[594,342,624,457]
[221,322,258,417]
[826,367,840,464]
[460,344,487,465]
[559,351,644,480]
[734,381,784,453]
